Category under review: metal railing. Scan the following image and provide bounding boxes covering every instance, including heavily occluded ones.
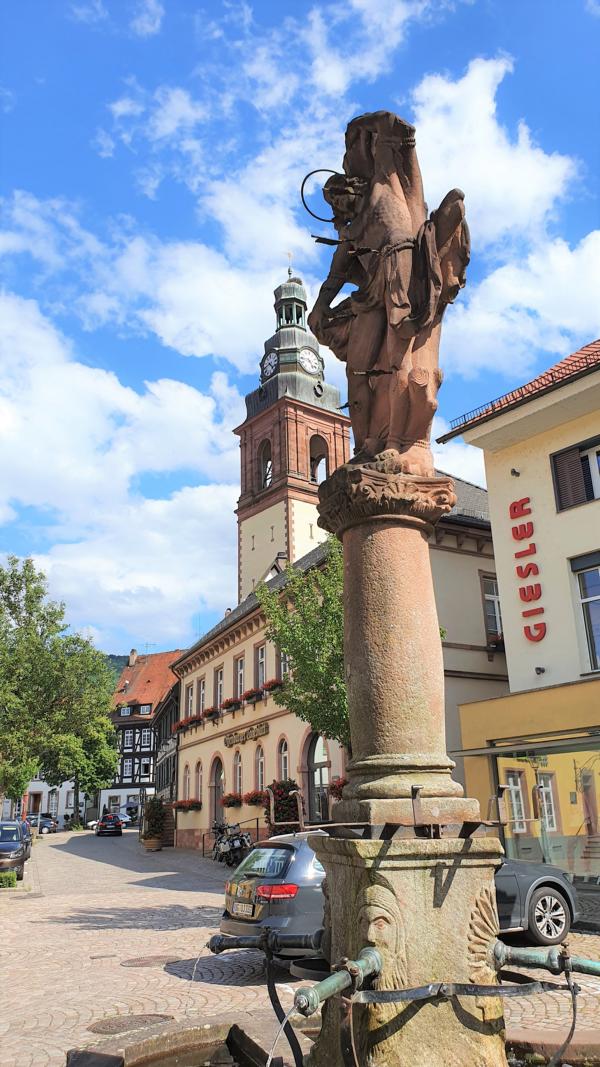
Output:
[449,350,600,431]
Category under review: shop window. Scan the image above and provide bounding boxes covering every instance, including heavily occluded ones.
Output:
[234,750,243,794]
[505,771,526,833]
[551,436,600,511]
[538,773,558,832]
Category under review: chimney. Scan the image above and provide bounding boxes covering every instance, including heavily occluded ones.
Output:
[129,648,138,666]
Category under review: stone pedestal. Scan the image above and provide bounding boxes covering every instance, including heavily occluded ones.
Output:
[318,463,479,826]
[306,835,507,1067]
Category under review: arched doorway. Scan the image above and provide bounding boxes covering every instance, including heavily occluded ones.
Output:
[307,734,329,822]
[210,757,224,824]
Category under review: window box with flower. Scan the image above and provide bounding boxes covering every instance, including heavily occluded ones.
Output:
[173,800,203,812]
[204,706,220,722]
[241,687,263,704]
[221,792,243,808]
[487,633,505,652]
[262,678,283,694]
[243,789,268,807]
[221,696,242,712]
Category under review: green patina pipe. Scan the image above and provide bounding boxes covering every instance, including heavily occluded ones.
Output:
[493,940,600,978]
[294,948,383,1018]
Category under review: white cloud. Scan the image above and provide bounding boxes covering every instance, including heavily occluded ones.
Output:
[585,0,600,14]
[411,57,577,248]
[130,0,164,37]
[432,417,486,488]
[0,87,15,113]
[147,87,207,140]
[91,128,115,158]
[70,0,108,24]
[0,291,244,645]
[441,230,600,379]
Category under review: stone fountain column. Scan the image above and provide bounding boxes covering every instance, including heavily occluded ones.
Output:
[305,464,508,1067]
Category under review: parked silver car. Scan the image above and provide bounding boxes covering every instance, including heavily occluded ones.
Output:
[221,831,580,950]
[220,832,327,957]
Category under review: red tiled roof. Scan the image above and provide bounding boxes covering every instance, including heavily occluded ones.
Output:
[438,339,600,442]
[112,650,184,718]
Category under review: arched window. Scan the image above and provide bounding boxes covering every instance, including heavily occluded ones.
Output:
[258,439,273,489]
[278,738,289,780]
[195,761,203,801]
[307,734,329,822]
[183,763,190,801]
[310,435,328,484]
[255,745,265,791]
[233,750,243,795]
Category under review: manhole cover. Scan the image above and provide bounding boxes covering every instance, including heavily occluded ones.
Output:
[88,1013,174,1034]
[121,955,180,968]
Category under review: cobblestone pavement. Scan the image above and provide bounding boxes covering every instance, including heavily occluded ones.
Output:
[1,832,599,1066]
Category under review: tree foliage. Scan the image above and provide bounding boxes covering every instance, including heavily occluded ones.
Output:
[0,556,118,806]
[257,538,349,749]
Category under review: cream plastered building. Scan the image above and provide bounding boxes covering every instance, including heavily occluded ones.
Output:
[171,274,508,849]
[439,340,600,879]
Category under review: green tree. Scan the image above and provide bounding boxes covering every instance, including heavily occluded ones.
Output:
[257,537,349,749]
[0,557,117,813]
[258,537,446,754]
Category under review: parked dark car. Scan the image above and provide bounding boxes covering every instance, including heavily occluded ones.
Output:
[0,821,28,881]
[221,833,580,951]
[27,814,58,834]
[95,814,123,837]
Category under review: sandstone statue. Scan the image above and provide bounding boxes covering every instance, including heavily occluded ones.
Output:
[308,110,470,477]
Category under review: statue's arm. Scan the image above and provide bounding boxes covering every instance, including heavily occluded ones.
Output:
[312,243,350,312]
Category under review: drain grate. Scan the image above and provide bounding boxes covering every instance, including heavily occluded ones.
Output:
[88,1013,174,1034]
[121,955,180,968]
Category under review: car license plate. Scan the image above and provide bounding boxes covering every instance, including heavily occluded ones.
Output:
[232,902,254,917]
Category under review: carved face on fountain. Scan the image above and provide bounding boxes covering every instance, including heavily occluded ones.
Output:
[356,881,407,990]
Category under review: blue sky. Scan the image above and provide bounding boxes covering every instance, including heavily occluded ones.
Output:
[1,0,599,652]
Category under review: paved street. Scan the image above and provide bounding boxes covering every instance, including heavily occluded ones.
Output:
[2,831,599,1066]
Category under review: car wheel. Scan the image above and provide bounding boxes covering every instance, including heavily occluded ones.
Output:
[16,866,24,881]
[41,826,49,834]
[527,886,571,945]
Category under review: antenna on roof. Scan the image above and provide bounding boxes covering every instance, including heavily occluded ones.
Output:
[143,642,157,654]
[287,251,293,278]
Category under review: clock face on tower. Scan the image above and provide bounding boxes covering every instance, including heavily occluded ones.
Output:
[298,348,320,375]
[263,351,279,378]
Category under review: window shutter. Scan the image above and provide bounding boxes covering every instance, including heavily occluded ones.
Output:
[552,448,587,510]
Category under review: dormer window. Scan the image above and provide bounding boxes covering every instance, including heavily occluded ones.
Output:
[139,704,151,715]
[120,706,131,717]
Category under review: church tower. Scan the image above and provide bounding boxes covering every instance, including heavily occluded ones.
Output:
[235,272,351,601]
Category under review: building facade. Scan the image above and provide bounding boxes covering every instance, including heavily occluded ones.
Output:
[171,274,509,849]
[440,339,600,880]
[99,648,182,817]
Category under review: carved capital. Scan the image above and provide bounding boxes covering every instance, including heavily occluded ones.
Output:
[317,462,456,536]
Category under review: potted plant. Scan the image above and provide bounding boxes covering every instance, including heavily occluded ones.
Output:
[141,797,166,851]
[221,792,243,808]
[204,706,220,722]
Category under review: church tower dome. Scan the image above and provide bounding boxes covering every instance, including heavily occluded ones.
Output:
[234,271,351,601]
